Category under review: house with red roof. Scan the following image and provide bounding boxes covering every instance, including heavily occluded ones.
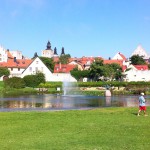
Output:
[0,57,32,78]
[122,64,150,81]
[54,64,77,73]
[112,52,126,60]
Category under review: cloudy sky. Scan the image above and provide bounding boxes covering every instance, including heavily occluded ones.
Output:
[0,0,150,59]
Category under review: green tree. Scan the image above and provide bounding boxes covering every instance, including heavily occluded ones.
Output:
[70,68,90,81]
[59,54,71,64]
[4,77,25,88]
[130,55,146,65]
[89,59,104,81]
[36,72,46,84]
[23,72,45,88]
[0,67,10,77]
[39,57,54,72]
[108,63,122,80]
[89,59,123,81]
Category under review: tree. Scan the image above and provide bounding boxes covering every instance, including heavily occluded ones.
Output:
[32,52,38,59]
[39,57,55,72]
[23,72,45,88]
[89,59,123,81]
[108,63,122,80]
[89,59,104,81]
[130,55,146,65]
[70,67,90,81]
[0,67,10,77]
[4,77,25,88]
[36,72,45,84]
[59,54,71,64]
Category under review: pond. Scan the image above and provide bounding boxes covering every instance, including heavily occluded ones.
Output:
[0,94,150,112]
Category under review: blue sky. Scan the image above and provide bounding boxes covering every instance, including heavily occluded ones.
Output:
[0,0,150,59]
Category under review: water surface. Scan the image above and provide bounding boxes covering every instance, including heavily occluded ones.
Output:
[0,94,150,112]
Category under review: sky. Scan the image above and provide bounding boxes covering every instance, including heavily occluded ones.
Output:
[0,0,150,59]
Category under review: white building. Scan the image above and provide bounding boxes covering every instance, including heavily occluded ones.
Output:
[10,50,23,59]
[0,56,77,82]
[123,64,150,82]
[131,45,150,59]
[0,45,8,62]
[123,69,150,82]
[41,41,54,58]
[21,57,55,81]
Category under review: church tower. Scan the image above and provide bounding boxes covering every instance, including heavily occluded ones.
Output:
[46,41,51,50]
[53,47,59,57]
[41,41,54,58]
[61,47,65,55]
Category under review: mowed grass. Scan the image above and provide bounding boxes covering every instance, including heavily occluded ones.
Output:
[0,107,150,150]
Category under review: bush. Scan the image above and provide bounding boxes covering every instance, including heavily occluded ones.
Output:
[23,72,46,88]
[4,77,25,88]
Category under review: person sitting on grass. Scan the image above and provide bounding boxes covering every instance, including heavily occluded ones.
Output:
[137,92,148,116]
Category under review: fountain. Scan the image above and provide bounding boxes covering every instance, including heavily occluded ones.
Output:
[62,80,78,95]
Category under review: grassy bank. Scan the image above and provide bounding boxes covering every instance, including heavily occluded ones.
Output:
[0,107,150,150]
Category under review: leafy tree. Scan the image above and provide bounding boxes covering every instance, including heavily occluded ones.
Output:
[23,75,37,87]
[59,54,71,64]
[108,63,122,80]
[32,52,38,59]
[36,72,46,84]
[102,65,114,79]
[4,77,25,88]
[23,72,45,88]
[89,59,123,81]
[0,67,10,77]
[130,55,146,65]
[39,57,55,72]
[70,68,90,81]
[89,59,104,81]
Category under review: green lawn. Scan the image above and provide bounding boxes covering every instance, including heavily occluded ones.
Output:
[0,107,150,150]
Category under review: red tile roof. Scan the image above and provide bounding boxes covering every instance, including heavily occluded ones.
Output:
[133,65,148,70]
[54,64,77,73]
[0,58,32,68]
[103,59,124,66]
[118,52,126,60]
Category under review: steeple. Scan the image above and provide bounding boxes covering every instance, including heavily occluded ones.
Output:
[54,47,58,55]
[46,41,51,50]
[61,47,65,55]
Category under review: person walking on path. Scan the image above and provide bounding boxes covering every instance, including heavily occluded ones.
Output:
[137,93,148,116]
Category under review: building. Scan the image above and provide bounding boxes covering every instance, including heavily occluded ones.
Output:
[131,45,150,60]
[0,45,8,62]
[41,41,55,58]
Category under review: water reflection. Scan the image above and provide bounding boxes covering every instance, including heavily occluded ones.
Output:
[0,94,150,112]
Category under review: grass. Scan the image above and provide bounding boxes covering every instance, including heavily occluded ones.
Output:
[0,107,150,150]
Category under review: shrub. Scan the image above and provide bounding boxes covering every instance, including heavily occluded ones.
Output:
[23,72,46,88]
[4,77,25,88]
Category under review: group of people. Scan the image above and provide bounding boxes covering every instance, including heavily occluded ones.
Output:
[137,92,148,116]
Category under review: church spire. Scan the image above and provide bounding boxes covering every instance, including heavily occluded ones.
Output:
[46,41,51,50]
[61,47,65,55]
[54,47,58,55]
